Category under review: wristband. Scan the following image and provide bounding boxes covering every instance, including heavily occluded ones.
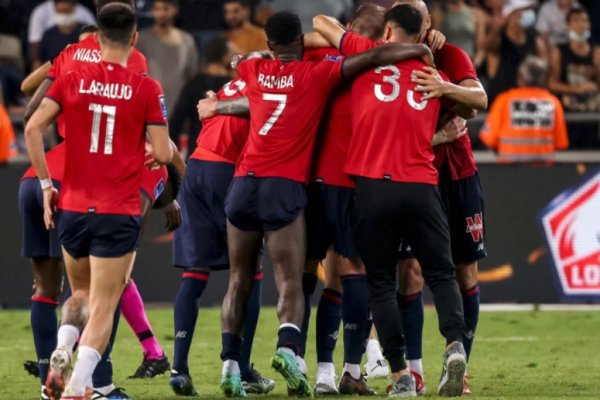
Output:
[39,178,53,190]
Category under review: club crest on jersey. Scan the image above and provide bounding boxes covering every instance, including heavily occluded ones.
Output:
[540,170,600,298]
[159,95,168,119]
[465,213,483,242]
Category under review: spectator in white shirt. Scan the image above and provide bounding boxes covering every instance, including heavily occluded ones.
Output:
[536,0,581,59]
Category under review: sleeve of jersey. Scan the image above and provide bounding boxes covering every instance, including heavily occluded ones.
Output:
[144,79,169,126]
[131,49,149,74]
[339,31,377,56]
[236,58,260,81]
[479,95,504,149]
[46,50,67,81]
[44,76,64,107]
[441,45,478,84]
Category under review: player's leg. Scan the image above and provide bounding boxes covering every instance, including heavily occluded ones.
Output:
[299,261,319,366]
[456,261,479,395]
[397,257,427,394]
[401,183,467,397]
[65,252,135,397]
[353,178,414,397]
[220,221,262,397]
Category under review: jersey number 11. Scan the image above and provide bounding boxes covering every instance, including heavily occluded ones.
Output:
[88,103,116,154]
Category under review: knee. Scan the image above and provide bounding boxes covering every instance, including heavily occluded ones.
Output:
[456,261,478,290]
[337,256,365,275]
[397,259,424,295]
[33,277,62,301]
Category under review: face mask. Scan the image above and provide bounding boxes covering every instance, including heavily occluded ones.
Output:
[569,30,591,42]
[519,9,536,29]
[55,12,76,28]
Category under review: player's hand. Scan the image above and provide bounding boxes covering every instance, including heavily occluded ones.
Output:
[163,200,182,232]
[427,29,446,52]
[43,187,59,230]
[411,66,448,100]
[441,116,467,143]
[197,91,218,120]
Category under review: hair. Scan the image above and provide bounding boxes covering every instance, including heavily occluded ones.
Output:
[518,56,549,87]
[204,36,229,64]
[224,0,249,7]
[384,3,423,37]
[97,0,135,11]
[566,7,588,23]
[54,0,77,5]
[265,12,302,45]
[97,3,137,46]
[79,24,98,35]
[350,3,386,40]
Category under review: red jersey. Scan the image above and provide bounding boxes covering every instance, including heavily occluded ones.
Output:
[235,56,344,183]
[22,35,148,181]
[340,32,441,185]
[45,61,167,215]
[305,48,355,188]
[191,78,250,164]
[141,166,169,202]
[432,44,478,182]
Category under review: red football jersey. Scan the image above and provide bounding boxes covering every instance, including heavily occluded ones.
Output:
[191,78,250,164]
[340,32,441,185]
[141,166,169,203]
[432,43,478,182]
[304,48,355,188]
[235,56,344,183]
[22,35,148,181]
[46,61,167,215]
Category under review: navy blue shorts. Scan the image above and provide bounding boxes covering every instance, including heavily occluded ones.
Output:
[173,159,234,270]
[19,178,62,259]
[398,173,486,264]
[59,211,142,258]
[306,183,357,260]
[225,176,306,232]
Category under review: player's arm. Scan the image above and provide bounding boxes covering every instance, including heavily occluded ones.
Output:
[432,116,467,146]
[411,67,488,112]
[304,31,333,49]
[24,78,54,123]
[341,43,434,79]
[21,62,52,96]
[169,138,186,174]
[147,125,173,165]
[312,15,347,49]
[197,91,249,120]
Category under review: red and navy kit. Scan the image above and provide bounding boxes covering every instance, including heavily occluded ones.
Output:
[141,166,169,203]
[46,61,167,216]
[340,32,442,185]
[432,43,478,182]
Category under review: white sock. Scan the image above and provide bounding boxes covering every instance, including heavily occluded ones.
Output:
[316,362,335,381]
[295,355,307,375]
[223,360,240,375]
[57,325,79,353]
[67,346,101,395]
[343,363,361,380]
[366,339,383,361]
[408,359,423,377]
[93,384,115,396]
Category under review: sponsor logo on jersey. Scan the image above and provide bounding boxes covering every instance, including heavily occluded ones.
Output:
[325,55,342,62]
[153,179,165,201]
[159,95,168,120]
[465,213,484,242]
[540,170,600,297]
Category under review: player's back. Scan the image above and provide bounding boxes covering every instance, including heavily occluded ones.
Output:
[235,57,343,183]
[193,78,250,163]
[49,61,166,215]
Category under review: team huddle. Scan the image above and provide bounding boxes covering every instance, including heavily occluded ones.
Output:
[21,0,488,399]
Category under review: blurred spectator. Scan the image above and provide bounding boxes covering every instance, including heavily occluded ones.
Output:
[224,0,267,53]
[579,0,600,45]
[133,0,155,29]
[536,0,580,59]
[255,0,353,32]
[0,34,25,107]
[432,0,487,64]
[480,56,569,162]
[38,1,84,64]
[0,102,18,164]
[482,0,541,104]
[177,0,227,54]
[137,0,199,117]
[548,7,600,148]
[170,37,232,157]
[28,0,95,69]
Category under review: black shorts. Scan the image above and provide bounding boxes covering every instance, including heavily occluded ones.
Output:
[398,173,487,264]
[225,176,306,232]
[59,211,142,258]
[173,159,234,270]
[19,178,62,259]
[306,182,357,260]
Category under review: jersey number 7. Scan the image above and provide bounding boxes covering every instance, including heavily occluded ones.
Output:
[89,103,116,154]
[259,93,287,135]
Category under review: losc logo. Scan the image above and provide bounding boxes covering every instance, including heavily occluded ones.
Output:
[540,170,600,298]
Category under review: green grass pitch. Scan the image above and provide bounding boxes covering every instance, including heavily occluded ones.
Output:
[1,308,599,399]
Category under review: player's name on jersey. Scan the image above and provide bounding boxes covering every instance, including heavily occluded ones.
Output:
[258,73,294,89]
[79,79,133,100]
[73,48,102,63]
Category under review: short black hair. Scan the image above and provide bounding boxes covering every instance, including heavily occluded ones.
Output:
[97,0,135,12]
[204,36,229,64]
[79,24,98,35]
[224,0,249,7]
[97,3,137,46]
[566,7,588,23]
[265,12,302,45]
[384,3,422,37]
